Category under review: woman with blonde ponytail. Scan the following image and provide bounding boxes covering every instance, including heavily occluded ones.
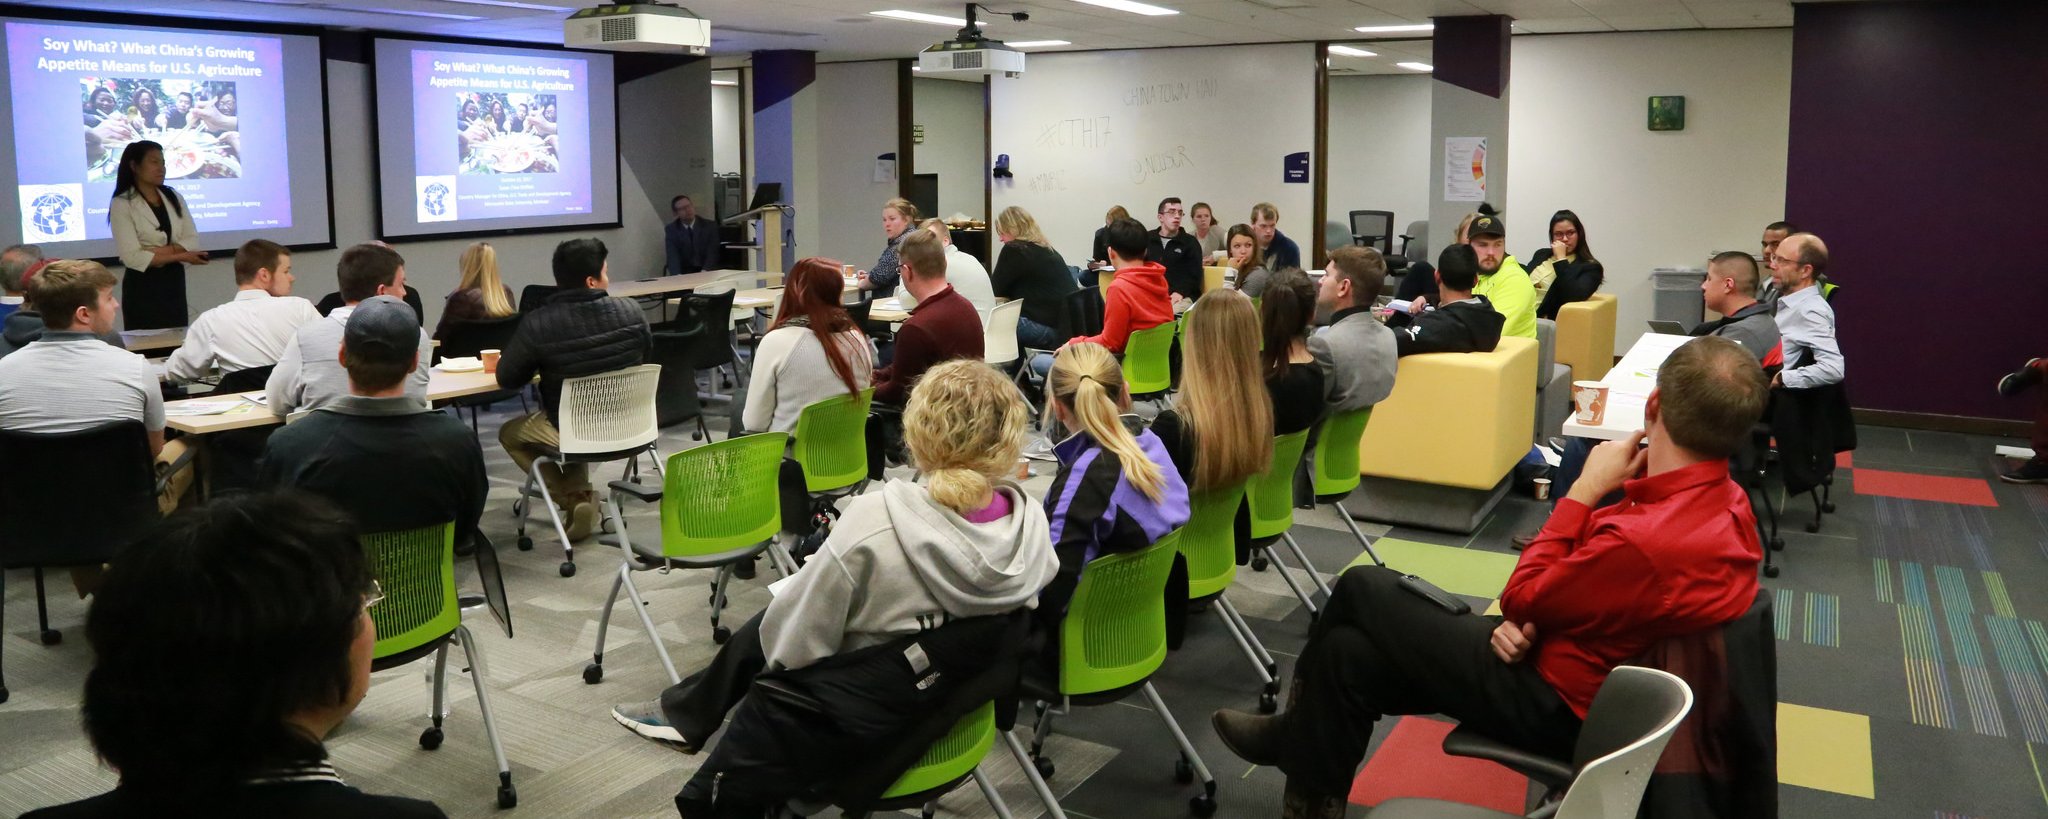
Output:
[614,360,1058,816]
[1038,342,1190,621]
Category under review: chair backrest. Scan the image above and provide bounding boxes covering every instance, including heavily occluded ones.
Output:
[1060,536,1179,696]
[1402,220,1430,264]
[1349,210,1395,253]
[647,329,706,428]
[1059,285,1106,339]
[214,363,275,395]
[436,313,522,360]
[362,522,460,660]
[984,299,1022,366]
[1177,484,1247,600]
[878,701,998,799]
[793,388,874,493]
[0,421,159,568]
[659,432,788,558]
[518,284,562,313]
[1312,407,1372,500]
[1121,322,1176,395]
[1554,666,1695,819]
[667,290,740,369]
[556,364,663,456]
[1245,428,1310,540]
[1535,317,1558,389]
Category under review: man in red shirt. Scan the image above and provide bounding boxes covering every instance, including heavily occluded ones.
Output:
[1210,335,1768,818]
[867,228,984,477]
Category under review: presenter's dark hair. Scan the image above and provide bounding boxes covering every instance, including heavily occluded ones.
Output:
[336,243,405,302]
[1103,217,1150,262]
[110,141,183,219]
[553,237,609,289]
[80,492,371,802]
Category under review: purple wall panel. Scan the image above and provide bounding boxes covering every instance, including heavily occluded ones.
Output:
[1787,1,2048,421]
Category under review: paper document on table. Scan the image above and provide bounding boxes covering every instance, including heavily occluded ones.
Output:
[1384,299,1431,314]
[165,400,254,417]
[123,328,179,336]
[876,298,905,311]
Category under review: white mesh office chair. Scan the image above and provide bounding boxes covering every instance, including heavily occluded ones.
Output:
[513,364,662,577]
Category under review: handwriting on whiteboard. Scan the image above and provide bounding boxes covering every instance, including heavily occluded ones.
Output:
[1124,79,1218,108]
[1029,170,1069,193]
[1130,146,1194,184]
[1037,117,1112,149]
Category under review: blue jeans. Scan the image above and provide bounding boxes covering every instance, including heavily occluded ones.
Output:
[1017,315,1061,351]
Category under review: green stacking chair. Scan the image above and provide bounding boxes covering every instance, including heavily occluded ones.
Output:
[1245,428,1331,615]
[794,387,874,496]
[364,523,517,810]
[1177,485,1283,712]
[588,432,791,687]
[844,702,1065,819]
[1025,537,1220,817]
[1310,406,1386,567]
[1122,322,1177,405]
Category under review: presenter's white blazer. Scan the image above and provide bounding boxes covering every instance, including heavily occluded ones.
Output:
[109,188,201,273]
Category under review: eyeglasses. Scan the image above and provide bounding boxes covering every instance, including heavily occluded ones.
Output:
[364,579,385,609]
[1550,230,1578,239]
[1769,253,1799,267]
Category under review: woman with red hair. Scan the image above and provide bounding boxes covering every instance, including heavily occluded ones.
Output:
[740,258,875,534]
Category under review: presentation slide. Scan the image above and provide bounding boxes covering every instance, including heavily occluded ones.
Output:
[373,39,618,239]
[0,18,330,260]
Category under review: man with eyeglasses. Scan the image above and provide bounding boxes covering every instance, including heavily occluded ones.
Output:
[1756,221,1796,307]
[664,194,721,277]
[1767,232,1843,389]
[1148,196,1205,302]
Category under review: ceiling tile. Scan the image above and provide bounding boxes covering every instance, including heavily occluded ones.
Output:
[1598,13,1705,30]
[1509,17,1613,32]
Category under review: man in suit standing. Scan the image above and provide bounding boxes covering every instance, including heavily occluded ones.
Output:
[664,194,721,276]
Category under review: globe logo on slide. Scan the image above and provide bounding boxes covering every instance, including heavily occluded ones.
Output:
[415,176,458,223]
[18,184,87,242]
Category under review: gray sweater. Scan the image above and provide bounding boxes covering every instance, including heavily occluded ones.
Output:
[1308,306,1398,413]
[265,299,432,415]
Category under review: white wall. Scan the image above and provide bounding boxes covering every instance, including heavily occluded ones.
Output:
[712,81,743,176]
[796,61,898,268]
[913,77,986,221]
[991,43,1317,266]
[181,58,710,329]
[1507,29,1790,355]
[1327,74,1431,249]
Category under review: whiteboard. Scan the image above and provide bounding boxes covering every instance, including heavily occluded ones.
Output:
[990,43,1317,267]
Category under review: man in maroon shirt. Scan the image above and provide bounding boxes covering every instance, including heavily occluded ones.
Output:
[867,228,984,475]
[1210,335,1768,818]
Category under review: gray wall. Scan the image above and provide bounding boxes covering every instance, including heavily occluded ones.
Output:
[912,77,986,222]
[176,58,710,331]
[1327,74,1431,249]
[1428,80,1509,248]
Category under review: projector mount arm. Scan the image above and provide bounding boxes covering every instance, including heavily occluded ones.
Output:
[957,3,1030,42]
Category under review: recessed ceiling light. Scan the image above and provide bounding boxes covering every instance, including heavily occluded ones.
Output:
[1396,61,1433,71]
[710,79,738,86]
[870,9,973,26]
[1327,45,1377,58]
[1006,40,1072,47]
[1356,23,1433,34]
[440,0,576,11]
[1071,0,1179,17]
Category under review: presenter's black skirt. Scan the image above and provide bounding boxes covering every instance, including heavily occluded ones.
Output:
[122,262,187,330]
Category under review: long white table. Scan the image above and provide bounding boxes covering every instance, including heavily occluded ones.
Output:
[164,369,508,434]
[1560,332,1694,441]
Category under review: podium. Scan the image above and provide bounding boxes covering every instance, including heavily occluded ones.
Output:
[723,205,790,274]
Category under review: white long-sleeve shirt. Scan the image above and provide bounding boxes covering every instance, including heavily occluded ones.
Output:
[1774,284,1844,389]
[741,325,874,434]
[165,289,322,382]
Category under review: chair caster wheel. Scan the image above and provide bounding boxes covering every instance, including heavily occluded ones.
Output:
[1174,757,1195,784]
[497,783,518,809]
[40,628,60,646]
[560,561,577,577]
[517,536,533,551]
[583,663,603,684]
[1033,756,1055,779]
[1258,692,1278,714]
[712,626,731,645]
[419,727,444,750]
[1822,501,1836,513]
[1763,564,1781,578]
[1190,794,1218,817]
[1769,538,1784,551]
[1251,556,1269,572]
[1804,522,1820,534]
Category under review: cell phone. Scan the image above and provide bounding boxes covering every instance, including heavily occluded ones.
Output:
[1396,573,1471,615]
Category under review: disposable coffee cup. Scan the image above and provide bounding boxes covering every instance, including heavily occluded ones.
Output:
[842,264,857,278]
[1211,250,1226,263]
[1532,477,1552,501]
[1572,380,1609,425]
[481,349,501,374]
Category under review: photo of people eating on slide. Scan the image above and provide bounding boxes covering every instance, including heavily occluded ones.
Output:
[456,91,559,175]
[83,77,240,181]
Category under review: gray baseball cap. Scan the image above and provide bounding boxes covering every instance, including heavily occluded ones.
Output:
[343,295,418,365]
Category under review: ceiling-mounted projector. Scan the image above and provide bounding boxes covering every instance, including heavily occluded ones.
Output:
[918,4,1029,77]
[566,4,711,55]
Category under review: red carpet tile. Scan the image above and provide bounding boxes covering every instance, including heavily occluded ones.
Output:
[1349,716,1528,812]
[1836,451,1852,468]
[1851,468,1997,507]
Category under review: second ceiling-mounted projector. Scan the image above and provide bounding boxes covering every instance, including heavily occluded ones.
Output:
[918,4,1030,77]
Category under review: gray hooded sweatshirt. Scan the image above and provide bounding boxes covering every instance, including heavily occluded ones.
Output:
[758,479,1058,672]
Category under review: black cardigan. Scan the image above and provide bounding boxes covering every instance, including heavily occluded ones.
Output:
[1524,247,1605,320]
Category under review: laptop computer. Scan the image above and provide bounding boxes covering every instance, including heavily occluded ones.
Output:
[745,182,783,212]
[1646,320,1691,335]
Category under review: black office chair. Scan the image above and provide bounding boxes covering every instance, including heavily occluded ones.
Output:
[317,289,426,324]
[1348,210,1395,253]
[436,314,529,433]
[518,284,562,314]
[0,421,164,704]
[647,325,714,441]
[662,290,743,402]
[206,365,277,496]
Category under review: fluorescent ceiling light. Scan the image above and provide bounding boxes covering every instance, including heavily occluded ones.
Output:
[1356,23,1433,33]
[911,65,923,71]
[1071,0,1179,17]
[359,6,484,20]
[1006,40,1072,47]
[870,9,973,26]
[1396,61,1433,71]
[710,79,738,86]
[440,0,575,11]
[1327,45,1377,57]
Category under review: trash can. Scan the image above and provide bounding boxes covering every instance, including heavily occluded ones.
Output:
[1652,267,1707,328]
